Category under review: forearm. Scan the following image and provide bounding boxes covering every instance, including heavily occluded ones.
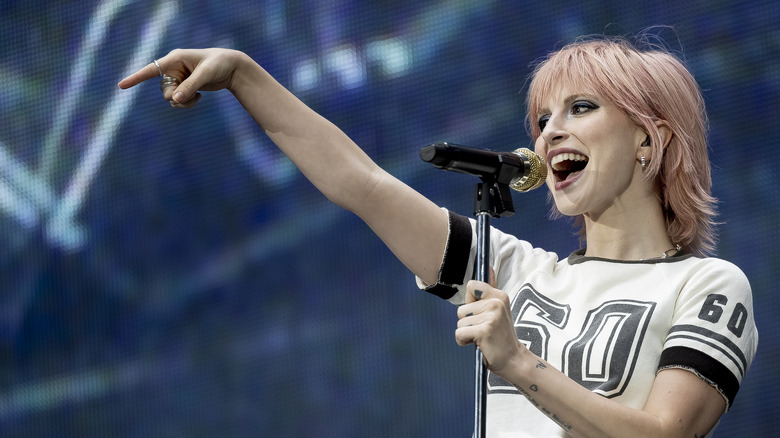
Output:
[501,349,718,438]
[227,51,380,211]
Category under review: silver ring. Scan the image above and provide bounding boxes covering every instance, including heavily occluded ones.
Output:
[153,59,163,76]
[160,75,180,90]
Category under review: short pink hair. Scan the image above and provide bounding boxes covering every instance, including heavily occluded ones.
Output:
[526,35,718,256]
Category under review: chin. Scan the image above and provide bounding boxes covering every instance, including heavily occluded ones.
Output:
[555,207,581,218]
[550,195,581,217]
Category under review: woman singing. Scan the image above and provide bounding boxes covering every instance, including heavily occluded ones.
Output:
[120,34,757,437]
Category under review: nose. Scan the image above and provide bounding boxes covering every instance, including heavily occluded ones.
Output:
[541,114,569,146]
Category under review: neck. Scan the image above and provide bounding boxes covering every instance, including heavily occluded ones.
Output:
[582,192,674,261]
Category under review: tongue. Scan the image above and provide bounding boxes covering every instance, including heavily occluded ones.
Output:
[563,170,579,181]
[556,160,587,181]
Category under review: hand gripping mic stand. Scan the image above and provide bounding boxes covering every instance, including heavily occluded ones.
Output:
[419,142,526,438]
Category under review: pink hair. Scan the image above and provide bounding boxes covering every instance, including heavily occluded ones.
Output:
[526,35,718,256]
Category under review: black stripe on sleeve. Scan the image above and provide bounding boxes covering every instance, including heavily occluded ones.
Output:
[658,346,740,408]
[423,211,473,300]
[666,325,747,376]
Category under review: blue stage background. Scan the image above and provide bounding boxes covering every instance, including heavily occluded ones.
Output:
[0,1,777,436]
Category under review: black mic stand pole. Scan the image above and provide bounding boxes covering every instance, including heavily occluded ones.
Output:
[472,178,516,438]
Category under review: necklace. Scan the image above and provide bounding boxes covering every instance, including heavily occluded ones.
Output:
[661,244,682,259]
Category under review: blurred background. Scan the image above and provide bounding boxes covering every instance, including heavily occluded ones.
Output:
[0,0,777,436]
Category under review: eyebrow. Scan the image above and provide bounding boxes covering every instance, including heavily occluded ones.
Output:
[537,93,600,117]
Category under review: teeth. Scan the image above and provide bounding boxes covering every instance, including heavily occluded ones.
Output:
[551,153,588,170]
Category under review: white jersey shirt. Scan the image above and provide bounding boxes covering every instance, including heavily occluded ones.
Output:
[418,211,758,438]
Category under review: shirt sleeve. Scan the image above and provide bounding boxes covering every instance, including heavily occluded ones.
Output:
[415,209,474,302]
[415,209,558,304]
[658,258,758,411]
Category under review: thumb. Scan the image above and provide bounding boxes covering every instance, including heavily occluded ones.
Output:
[169,53,229,104]
[171,73,201,104]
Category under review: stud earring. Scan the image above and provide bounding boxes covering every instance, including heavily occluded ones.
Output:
[641,156,646,169]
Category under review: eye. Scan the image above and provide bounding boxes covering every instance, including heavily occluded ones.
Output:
[570,100,598,115]
[538,114,550,132]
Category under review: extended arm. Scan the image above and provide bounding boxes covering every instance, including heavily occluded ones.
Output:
[119,49,448,285]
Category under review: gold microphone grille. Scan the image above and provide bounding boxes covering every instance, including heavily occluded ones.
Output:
[509,148,548,192]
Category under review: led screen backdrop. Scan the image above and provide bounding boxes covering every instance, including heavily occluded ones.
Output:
[0,0,777,436]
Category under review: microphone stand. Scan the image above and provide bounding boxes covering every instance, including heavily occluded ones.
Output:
[472,178,515,438]
[417,141,533,436]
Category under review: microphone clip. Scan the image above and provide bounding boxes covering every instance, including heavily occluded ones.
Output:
[474,179,515,218]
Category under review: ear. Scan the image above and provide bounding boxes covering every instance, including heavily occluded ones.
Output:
[655,120,673,150]
[635,120,673,163]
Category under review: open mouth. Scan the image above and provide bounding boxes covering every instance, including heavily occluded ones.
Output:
[550,152,589,183]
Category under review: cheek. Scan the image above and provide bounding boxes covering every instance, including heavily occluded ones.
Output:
[533,136,547,157]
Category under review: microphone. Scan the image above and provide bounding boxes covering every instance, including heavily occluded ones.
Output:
[419,142,547,192]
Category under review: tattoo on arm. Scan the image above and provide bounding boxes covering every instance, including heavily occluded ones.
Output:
[536,361,547,370]
[514,383,572,432]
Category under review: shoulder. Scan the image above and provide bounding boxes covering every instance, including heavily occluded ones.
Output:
[675,256,753,300]
[666,256,755,333]
[684,256,747,276]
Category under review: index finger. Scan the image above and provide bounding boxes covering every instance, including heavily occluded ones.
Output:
[118,61,161,89]
[465,279,509,305]
[465,280,491,304]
